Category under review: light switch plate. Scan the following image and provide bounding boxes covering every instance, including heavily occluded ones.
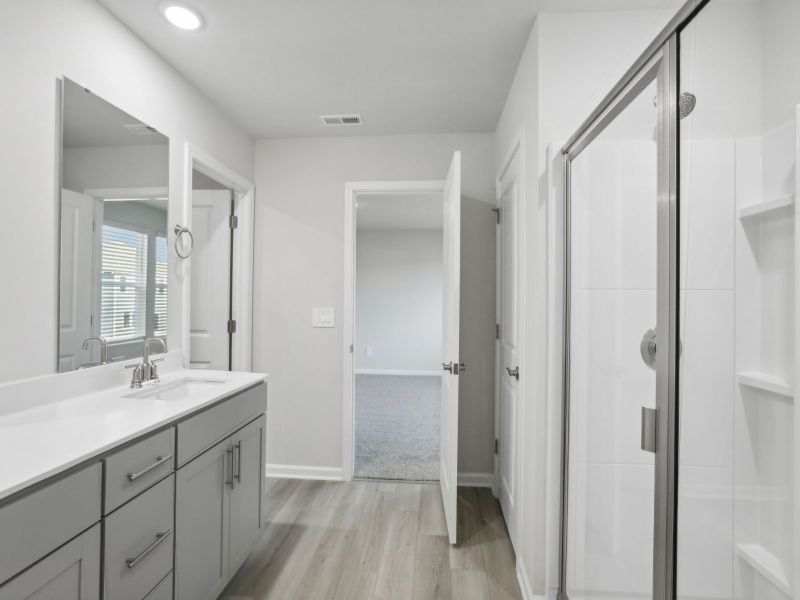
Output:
[312,307,335,328]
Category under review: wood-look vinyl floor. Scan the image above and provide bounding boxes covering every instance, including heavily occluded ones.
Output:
[221,478,522,600]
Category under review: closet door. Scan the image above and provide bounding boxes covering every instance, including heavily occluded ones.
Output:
[58,189,97,372]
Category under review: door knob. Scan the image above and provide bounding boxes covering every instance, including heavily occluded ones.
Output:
[458,361,467,373]
[506,366,519,380]
[640,327,682,370]
[640,327,657,370]
[442,362,454,373]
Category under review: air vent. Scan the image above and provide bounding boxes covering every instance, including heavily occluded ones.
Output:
[320,114,363,127]
[123,123,160,136]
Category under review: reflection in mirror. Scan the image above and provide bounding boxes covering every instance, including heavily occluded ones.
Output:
[58,79,169,372]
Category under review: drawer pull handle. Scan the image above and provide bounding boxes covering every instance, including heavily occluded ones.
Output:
[125,529,172,569]
[225,447,235,489]
[234,441,242,484]
[126,455,173,481]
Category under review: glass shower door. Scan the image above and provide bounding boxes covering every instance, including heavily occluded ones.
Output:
[561,43,676,600]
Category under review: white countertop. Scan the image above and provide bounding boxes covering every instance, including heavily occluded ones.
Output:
[0,354,266,504]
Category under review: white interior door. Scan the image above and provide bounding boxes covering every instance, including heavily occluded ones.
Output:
[440,151,461,545]
[496,149,521,549]
[190,189,232,370]
[58,189,97,371]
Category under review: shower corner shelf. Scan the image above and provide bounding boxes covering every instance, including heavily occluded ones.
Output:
[738,194,795,220]
[737,371,794,398]
[736,543,792,597]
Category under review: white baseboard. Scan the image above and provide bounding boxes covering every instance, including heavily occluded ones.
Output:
[516,560,543,600]
[265,464,343,481]
[458,472,494,487]
[355,369,440,376]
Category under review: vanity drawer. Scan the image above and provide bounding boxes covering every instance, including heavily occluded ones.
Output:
[144,572,173,600]
[177,382,266,466]
[0,462,101,585]
[104,474,174,600]
[105,428,175,514]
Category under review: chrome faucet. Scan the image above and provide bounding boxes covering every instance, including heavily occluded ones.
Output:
[129,337,167,389]
[82,336,108,366]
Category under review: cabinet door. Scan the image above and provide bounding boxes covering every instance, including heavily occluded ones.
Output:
[0,524,100,600]
[175,439,230,600]
[228,414,265,576]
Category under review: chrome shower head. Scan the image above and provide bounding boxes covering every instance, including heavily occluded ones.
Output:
[679,92,696,119]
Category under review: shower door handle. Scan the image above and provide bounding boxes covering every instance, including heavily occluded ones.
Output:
[641,407,657,453]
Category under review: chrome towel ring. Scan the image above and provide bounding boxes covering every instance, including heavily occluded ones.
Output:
[174,225,194,259]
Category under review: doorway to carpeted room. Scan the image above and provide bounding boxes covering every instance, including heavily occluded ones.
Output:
[354,374,440,481]
[352,191,443,482]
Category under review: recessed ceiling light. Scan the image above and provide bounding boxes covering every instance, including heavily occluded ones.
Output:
[163,4,203,31]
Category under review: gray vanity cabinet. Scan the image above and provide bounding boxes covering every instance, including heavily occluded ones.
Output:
[0,381,266,600]
[0,524,101,600]
[175,437,230,600]
[228,415,265,576]
[175,413,265,600]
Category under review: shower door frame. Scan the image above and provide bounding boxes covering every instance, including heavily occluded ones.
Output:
[558,40,677,600]
[558,2,717,598]
[556,0,714,595]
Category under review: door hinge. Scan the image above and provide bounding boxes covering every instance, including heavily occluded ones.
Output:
[349,344,354,354]
[227,319,237,334]
[491,207,501,224]
[92,219,96,232]
[229,215,239,229]
[496,323,501,339]
[494,438,499,454]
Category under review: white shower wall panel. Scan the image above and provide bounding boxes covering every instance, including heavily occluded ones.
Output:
[568,139,657,599]
[571,141,657,292]
[567,462,655,598]
[570,288,656,467]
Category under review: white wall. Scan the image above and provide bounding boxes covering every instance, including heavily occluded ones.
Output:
[355,229,442,374]
[762,0,800,134]
[0,0,253,383]
[63,144,169,192]
[252,133,496,477]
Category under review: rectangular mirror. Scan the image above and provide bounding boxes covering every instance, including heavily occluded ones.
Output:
[58,79,169,372]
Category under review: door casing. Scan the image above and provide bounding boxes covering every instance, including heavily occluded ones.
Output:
[341,179,446,482]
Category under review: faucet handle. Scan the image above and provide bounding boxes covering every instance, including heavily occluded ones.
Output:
[149,360,161,383]
[128,365,143,389]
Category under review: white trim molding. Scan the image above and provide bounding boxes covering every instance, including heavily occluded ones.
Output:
[83,186,169,200]
[182,143,255,372]
[457,472,494,488]
[342,180,446,481]
[516,560,544,600]
[354,369,440,377]
[265,464,344,481]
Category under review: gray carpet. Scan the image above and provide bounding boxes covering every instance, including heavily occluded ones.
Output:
[354,374,441,482]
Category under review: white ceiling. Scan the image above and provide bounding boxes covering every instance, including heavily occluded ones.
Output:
[357,193,442,231]
[63,79,167,148]
[96,0,682,139]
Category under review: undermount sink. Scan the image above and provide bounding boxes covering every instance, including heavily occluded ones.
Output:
[124,377,228,401]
